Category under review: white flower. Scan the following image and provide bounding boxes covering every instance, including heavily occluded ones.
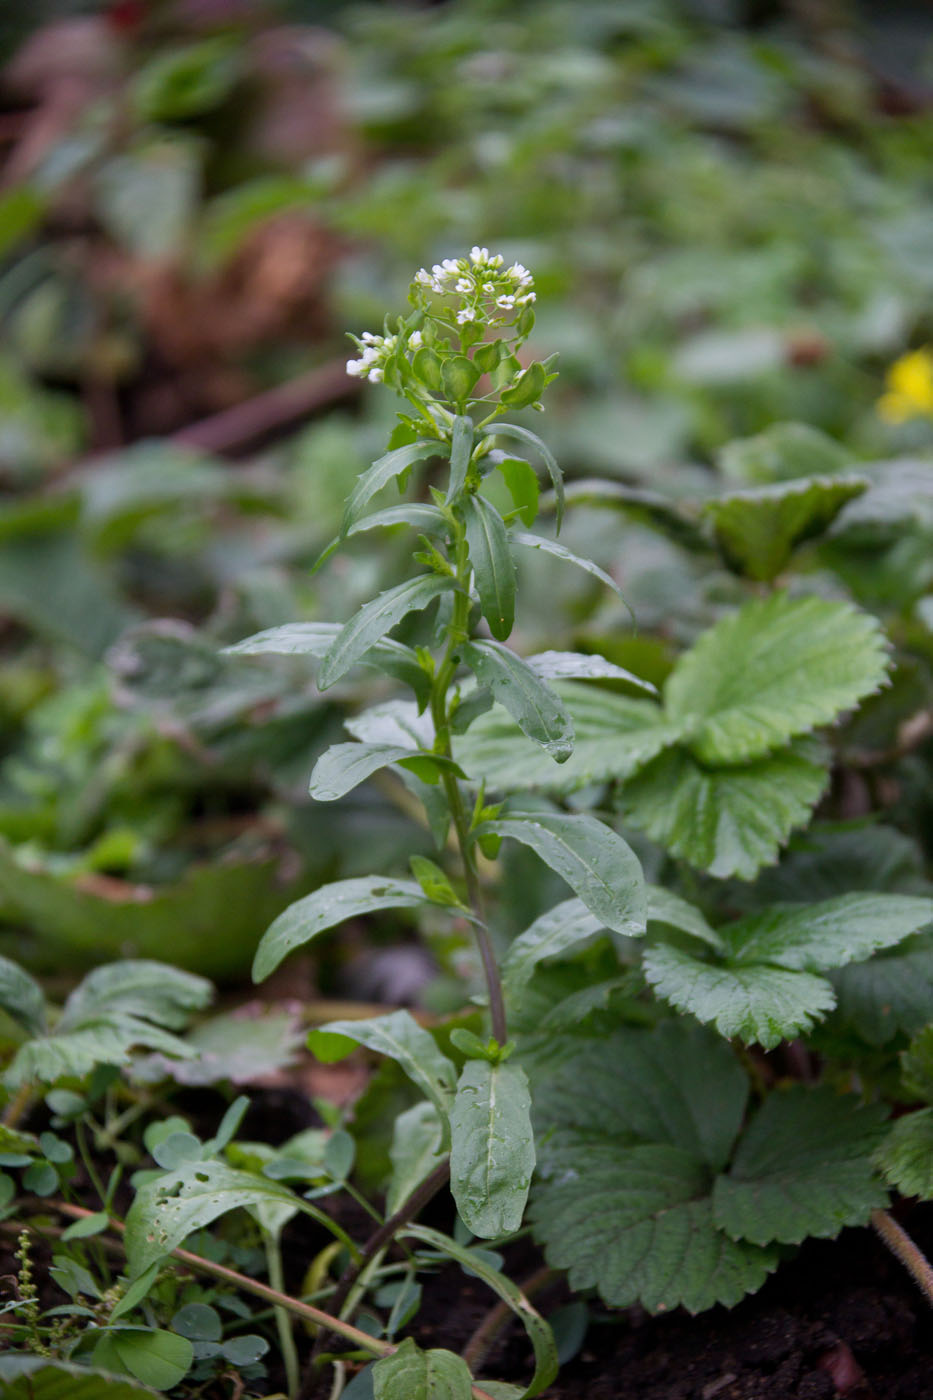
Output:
[456,277,473,294]
[456,307,477,324]
[470,246,490,264]
[369,367,384,382]
[482,282,496,294]
[518,291,536,304]
[508,262,532,286]
[414,268,433,287]
[346,358,364,377]
[496,294,516,309]
[409,330,424,350]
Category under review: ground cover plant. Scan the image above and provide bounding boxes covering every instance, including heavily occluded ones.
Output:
[3,2,933,1398]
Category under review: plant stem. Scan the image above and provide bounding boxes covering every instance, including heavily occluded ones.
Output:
[871,1207,933,1307]
[265,1230,301,1400]
[2,1085,33,1129]
[461,1265,556,1373]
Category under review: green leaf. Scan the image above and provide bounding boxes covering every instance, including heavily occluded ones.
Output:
[124,1159,354,1277]
[308,1010,457,1120]
[315,503,449,576]
[829,937,933,1045]
[558,480,706,551]
[619,741,830,879]
[253,877,427,982]
[223,621,430,704]
[874,1108,933,1199]
[460,641,573,761]
[713,1087,888,1245]
[642,943,836,1049]
[343,441,442,533]
[510,532,627,610]
[900,1024,933,1102]
[449,1059,535,1238]
[109,1263,161,1321]
[0,1358,162,1399]
[664,593,889,766]
[442,356,481,404]
[457,682,677,795]
[386,1102,445,1214]
[703,476,867,582]
[717,421,852,485]
[530,1023,777,1313]
[110,1329,193,1390]
[463,494,516,641]
[496,456,539,526]
[0,954,45,1037]
[319,575,457,690]
[373,1337,472,1400]
[524,650,656,695]
[502,898,605,991]
[409,856,462,908]
[646,887,724,952]
[721,893,933,972]
[478,424,564,531]
[403,1223,558,1397]
[477,812,645,938]
[446,416,475,505]
[309,742,424,801]
[62,1211,109,1241]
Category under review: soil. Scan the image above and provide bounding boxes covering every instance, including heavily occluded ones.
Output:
[415,1207,933,1400]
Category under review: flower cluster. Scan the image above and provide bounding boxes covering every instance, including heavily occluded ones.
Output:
[413,247,536,327]
[346,328,423,382]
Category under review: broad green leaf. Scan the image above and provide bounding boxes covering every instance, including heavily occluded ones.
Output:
[642,942,836,1049]
[124,1159,354,1277]
[223,621,429,703]
[404,1223,558,1397]
[0,1358,162,1399]
[0,954,45,1036]
[664,593,889,766]
[477,812,645,938]
[703,476,867,581]
[460,641,573,761]
[646,887,723,952]
[446,415,475,504]
[497,455,539,526]
[478,423,564,530]
[60,961,211,1031]
[343,440,442,533]
[319,575,457,690]
[717,422,852,485]
[900,1024,933,1102]
[829,936,933,1045]
[110,1329,193,1390]
[309,742,431,801]
[558,479,706,551]
[619,741,830,879]
[373,1337,472,1400]
[457,682,677,794]
[308,1010,457,1120]
[151,1007,303,1087]
[253,877,427,982]
[721,893,933,972]
[502,898,604,990]
[524,650,656,695]
[713,1087,887,1245]
[530,1024,777,1313]
[874,1108,933,1199]
[449,1059,535,1238]
[510,532,627,609]
[463,494,516,641]
[386,1101,445,1213]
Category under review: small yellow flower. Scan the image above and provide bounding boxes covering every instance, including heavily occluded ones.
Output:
[878,348,933,424]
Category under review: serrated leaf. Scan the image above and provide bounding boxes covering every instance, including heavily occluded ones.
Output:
[319,576,457,690]
[0,954,45,1036]
[829,936,933,1045]
[145,1008,303,1087]
[703,476,867,581]
[900,1024,933,1102]
[373,1338,472,1400]
[721,893,933,972]
[664,593,889,766]
[446,416,475,505]
[619,741,830,879]
[0,1357,162,1399]
[477,812,645,938]
[524,650,656,695]
[463,494,516,641]
[253,877,426,982]
[502,898,605,990]
[223,621,430,704]
[449,1059,535,1238]
[403,1223,558,1397]
[61,962,211,1031]
[558,479,707,551]
[530,1023,777,1313]
[478,423,563,531]
[309,1010,457,1120]
[343,440,442,533]
[643,942,836,1049]
[386,1102,445,1214]
[460,641,573,761]
[510,532,626,608]
[713,1087,888,1245]
[457,682,676,795]
[717,422,852,485]
[874,1108,933,1199]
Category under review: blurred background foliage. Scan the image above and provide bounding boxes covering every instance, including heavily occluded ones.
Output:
[0,0,931,996]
